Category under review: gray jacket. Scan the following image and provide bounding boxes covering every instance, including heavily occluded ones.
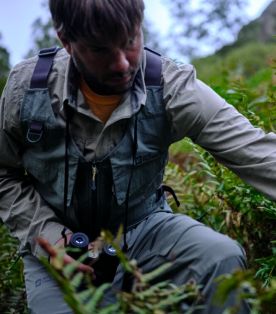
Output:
[0,49,276,256]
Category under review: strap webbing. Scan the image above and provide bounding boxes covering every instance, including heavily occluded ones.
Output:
[30,46,61,89]
[144,47,162,87]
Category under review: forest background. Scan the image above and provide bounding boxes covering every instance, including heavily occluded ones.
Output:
[0,0,275,313]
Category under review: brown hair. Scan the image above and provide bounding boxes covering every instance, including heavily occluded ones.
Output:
[49,0,145,45]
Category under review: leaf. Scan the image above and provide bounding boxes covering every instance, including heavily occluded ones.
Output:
[84,283,111,312]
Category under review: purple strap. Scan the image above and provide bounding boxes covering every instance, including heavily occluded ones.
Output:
[30,47,61,89]
[144,47,162,87]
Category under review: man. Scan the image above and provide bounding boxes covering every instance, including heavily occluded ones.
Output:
[0,0,275,313]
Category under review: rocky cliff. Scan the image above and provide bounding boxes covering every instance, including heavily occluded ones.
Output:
[238,0,276,43]
[217,0,276,55]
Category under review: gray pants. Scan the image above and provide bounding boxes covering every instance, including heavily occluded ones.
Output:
[23,212,250,314]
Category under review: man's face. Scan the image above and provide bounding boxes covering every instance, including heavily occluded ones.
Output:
[61,27,144,95]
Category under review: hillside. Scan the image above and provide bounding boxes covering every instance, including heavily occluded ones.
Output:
[193,42,276,88]
[215,0,276,56]
[192,1,276,87]
[238,0,276,44]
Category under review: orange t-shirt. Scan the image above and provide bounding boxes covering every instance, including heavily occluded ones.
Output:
[80,78,122,124]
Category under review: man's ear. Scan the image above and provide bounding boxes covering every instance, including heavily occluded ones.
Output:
[57,31,72,55]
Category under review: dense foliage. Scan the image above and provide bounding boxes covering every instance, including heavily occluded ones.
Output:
[166,42,276,312]
[0,225,26,314]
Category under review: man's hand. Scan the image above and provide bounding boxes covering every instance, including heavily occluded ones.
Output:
[37,237,95,276]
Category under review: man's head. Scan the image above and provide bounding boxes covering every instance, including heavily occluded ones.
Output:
[49,0,145,95]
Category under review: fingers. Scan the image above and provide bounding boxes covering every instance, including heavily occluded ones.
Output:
[37,237,58,258]
[37,237,95,276]
[63,253,95,276]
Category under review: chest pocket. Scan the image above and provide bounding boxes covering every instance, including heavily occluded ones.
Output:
[138,87,170,152]
[20,89,80,211]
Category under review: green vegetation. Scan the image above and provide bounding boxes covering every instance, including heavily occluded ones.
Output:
[170,41,276,261]
[166,41,276,312]
[193,42,276,87]
[0,225,26,313]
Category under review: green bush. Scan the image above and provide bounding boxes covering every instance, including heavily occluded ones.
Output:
[0,225,26,313]
[166,58,276,312]
[193,42,276,88]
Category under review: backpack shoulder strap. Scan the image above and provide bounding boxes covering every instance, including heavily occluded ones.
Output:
[30,46,61,89]
[144,47,162,87]
[26,47,61,143]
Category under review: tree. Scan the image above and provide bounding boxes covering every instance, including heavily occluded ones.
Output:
[25,18,60,58]
[143,19,168,55]
[160,0,249,60]
[25,1,60,58]
[0,33,10,94]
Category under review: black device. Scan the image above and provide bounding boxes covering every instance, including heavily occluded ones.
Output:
[92,243,119,286]
[68,232,90,261]
[66,231,119,286]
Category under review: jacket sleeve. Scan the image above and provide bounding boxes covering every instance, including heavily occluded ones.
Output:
[0,68,69,257]
[162,57,276,201]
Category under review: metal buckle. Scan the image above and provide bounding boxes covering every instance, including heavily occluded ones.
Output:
[26,121,43,143]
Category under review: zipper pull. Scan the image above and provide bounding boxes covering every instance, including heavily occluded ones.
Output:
[91,163,97,191]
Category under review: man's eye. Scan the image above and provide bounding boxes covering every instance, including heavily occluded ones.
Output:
[127,36,137,47]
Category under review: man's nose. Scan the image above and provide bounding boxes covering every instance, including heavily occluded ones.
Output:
[110,50,130,73]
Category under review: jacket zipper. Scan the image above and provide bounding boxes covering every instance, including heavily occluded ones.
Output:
[91,163,97,191]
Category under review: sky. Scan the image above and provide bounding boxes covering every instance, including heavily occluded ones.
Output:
[0,0,273,67]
